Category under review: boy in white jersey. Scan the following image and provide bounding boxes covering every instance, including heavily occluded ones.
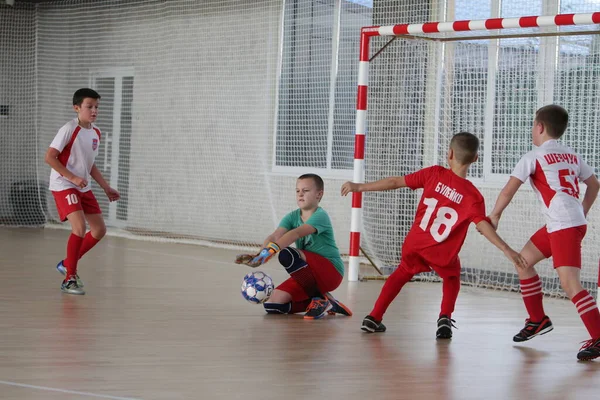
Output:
[45,88,120,295]
[489,104,600,360]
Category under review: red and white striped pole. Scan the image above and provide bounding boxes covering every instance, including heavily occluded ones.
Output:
[348,29,376,282]
[348,12,600,282]
[373,12,599,37]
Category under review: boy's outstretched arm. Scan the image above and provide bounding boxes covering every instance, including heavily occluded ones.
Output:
[262,227,288,248]
[246,225,316,268]
[488,177,523,228]
[476,220,528,270]
[341,176,406,196]
[236,227,289,265]
[582,174,600,217]
[275,224,316,249]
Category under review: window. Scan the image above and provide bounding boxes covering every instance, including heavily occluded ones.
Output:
[90,69,134,225]
[275,0,600,179]
[445,0,600,181]
[275,0,372,174]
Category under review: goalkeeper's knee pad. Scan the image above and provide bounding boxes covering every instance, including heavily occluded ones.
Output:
[278,247,308,274]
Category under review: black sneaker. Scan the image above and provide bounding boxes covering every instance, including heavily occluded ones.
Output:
[361,315,386,333]
[577,337,600,361]
[324,292,353,316]
[303,297,332,320]
[61,277,85,295]
[513,316,553,342]
[436,315,456,339]
[56,260,84,288]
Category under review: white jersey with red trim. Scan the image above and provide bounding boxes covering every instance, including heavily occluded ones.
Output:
[48,118,101,192]
[511,139,594,233]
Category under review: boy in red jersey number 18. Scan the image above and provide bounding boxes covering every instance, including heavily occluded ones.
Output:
[342,132,527,338]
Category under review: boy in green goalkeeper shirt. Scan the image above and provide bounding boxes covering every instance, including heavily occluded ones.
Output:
[236,173,352,319]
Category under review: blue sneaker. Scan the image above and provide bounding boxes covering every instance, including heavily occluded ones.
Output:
[303,297,332,320]
[56,260,84,288]
[56,260,67,275]
[324,292,353,316]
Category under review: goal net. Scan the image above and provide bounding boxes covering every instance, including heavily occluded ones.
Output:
[351,12,600,297]
[0,0,338,252]
[1,0,375,256]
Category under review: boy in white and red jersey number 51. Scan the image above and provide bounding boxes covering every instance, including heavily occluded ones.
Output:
[489,104,600,361]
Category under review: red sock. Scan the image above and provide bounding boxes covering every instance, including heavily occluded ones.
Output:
[78,232,100,259]
[290,299,312,314]
[572,290,600,339]
[64,233,84,279]
[440,276,460,318]
[520,275,546,322]
[370,265,413,321]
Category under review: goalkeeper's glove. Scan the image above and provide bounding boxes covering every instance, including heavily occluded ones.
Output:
[235,254,255,265]
[248,242,281,268]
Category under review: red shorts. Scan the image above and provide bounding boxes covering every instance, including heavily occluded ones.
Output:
[52,189,102,222]
[276,250,343,301]
[398,249,461,280]
[530,225,587,268]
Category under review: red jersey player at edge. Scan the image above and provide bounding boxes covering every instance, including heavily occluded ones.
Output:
[341,132,527,339]
[45,88,120,296]
[488,105,600,361]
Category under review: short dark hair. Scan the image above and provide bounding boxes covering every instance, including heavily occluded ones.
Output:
[535,104,568,139]
[298,173,324,191]
[73,88,101,106]
[450,132,479,165]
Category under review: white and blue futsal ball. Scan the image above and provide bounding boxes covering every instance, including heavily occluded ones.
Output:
[241,271,274,304]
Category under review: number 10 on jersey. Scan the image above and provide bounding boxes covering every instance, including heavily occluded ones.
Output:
[419,197,459,243]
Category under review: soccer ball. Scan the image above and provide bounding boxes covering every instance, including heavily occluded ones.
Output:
[241,271,274,304]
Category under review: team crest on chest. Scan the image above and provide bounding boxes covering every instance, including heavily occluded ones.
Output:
[92,138,98,151]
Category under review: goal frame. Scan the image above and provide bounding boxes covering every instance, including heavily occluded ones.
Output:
[348,12,600,282]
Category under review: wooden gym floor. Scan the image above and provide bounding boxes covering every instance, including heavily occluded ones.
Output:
[1,227,599,400]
